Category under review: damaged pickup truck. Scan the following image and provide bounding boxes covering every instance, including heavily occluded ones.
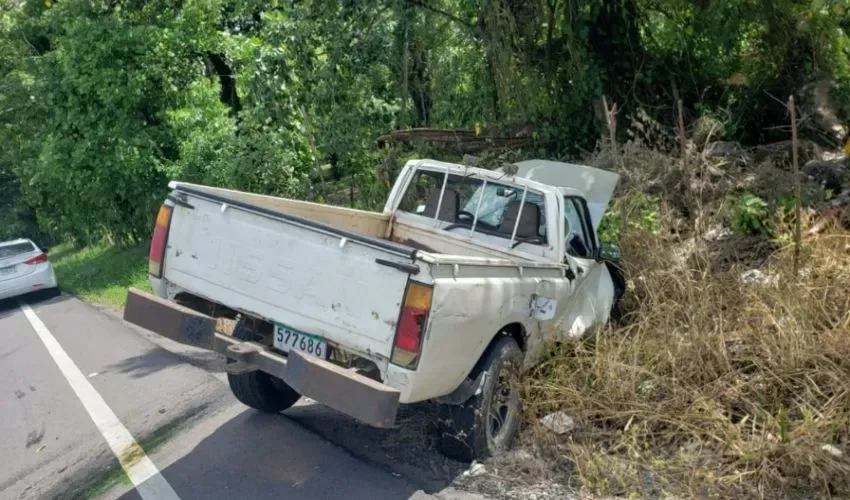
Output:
[123,158,624,462]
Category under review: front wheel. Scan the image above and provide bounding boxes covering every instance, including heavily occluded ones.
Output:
[227,318,301,413]
[439,335,523,462]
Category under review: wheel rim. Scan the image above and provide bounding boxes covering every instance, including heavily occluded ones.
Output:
[487,358,520,443]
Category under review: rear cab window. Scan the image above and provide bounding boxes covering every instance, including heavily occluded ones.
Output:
[0,241,36,260]
[397,169,548,248]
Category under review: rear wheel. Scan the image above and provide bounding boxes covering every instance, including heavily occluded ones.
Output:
[227,318,301,413]
[439,335,523,462]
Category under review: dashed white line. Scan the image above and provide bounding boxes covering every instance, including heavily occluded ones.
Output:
[18,301,181,500]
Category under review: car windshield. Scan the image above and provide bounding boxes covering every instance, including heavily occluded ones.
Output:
[397,169,547,246]
[0,242,35,259]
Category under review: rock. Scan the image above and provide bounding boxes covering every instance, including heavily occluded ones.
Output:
[799,80,849,147]
[740,269,778,286]
[539,412,575,435]
[753,140,823,166]
[702,141,750,169]
[802,159,848,193]
[462,461,487,477]
[822,444,843,457]
[822,151,847,162]
[703,226,733,242]
[703,141,742,158]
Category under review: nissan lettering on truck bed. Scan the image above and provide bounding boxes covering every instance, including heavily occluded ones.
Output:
[123,158,624,462]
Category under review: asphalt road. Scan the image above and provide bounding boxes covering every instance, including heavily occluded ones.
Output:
[0,292,484,500]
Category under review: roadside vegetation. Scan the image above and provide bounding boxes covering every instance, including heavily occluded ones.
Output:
[3,1,850,498]
[513,140,850,498]
[49,243,150,309]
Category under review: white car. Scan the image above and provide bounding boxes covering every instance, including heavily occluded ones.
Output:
[0,238,59,301]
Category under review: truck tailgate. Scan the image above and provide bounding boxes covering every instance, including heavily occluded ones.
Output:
[161,188,418,359]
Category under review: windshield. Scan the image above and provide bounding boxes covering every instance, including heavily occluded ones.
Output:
[397,169,547,246]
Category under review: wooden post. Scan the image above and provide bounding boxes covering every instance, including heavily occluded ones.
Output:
[602,96,624,235]
[676,99,687,168]
[789,95,802,276]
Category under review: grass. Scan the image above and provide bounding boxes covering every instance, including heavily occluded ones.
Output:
[49,242,151,309]
[523,229,850,498]
[83,464,131,499]
[516,140,850,499]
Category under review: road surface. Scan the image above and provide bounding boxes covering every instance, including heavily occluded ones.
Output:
[0,292,483,500]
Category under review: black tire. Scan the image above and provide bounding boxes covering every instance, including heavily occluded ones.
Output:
[440,335,523,462]
[605,261,627,325]
[227,318,301,413]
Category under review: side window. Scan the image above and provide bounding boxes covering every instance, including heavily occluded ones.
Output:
[563,197,593,258]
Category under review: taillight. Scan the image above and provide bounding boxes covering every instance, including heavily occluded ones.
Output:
[391,281,433,369]
[148,204,174,278]
[24,253,48,265]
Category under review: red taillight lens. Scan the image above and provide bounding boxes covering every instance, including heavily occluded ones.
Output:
[148,205,174,277]
[23,253,48,265]
[391,281,433,369]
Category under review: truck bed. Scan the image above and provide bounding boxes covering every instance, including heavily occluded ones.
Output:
[161,182,424,362]
[174,183,540,261]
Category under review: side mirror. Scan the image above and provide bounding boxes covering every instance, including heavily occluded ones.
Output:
[595,241,621,262]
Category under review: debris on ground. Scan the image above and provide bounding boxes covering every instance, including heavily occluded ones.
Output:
[538,412,575,435]
[462,461,487,478]
[740,269,778,286]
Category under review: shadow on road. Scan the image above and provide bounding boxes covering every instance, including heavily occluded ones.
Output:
[287,403,468,494]
[105,345,226,378]
[104,349,188,379]
[120,408,453,500]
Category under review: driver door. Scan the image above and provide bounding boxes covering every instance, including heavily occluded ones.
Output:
[559,196,616,338]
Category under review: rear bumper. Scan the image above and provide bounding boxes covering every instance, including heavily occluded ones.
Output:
[122,287,400,428]
[0,264,58,300]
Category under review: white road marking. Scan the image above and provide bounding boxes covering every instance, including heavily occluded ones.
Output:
[18,302,181,500]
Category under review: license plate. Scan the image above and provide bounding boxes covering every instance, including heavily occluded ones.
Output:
[273,323,328,360]
[0,266,15,276]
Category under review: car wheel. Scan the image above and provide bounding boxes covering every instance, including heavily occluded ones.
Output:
[227,318,301,413]
[439,335,523,462]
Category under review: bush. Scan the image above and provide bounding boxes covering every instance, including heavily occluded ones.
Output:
[599,192,662,243]
[731,193,771,236]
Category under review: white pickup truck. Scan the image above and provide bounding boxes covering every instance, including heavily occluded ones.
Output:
[123,158,623,462]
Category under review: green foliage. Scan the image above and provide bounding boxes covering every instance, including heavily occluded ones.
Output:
[49,242,151,309]
[599,193,662,243]
[1,0,848,245]
[731,193,771,236]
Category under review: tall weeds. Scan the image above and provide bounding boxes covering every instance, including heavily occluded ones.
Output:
[523,136,850,498]
[525,225,850,498]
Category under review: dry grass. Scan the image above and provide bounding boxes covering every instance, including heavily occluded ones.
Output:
[521,139,850,498]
